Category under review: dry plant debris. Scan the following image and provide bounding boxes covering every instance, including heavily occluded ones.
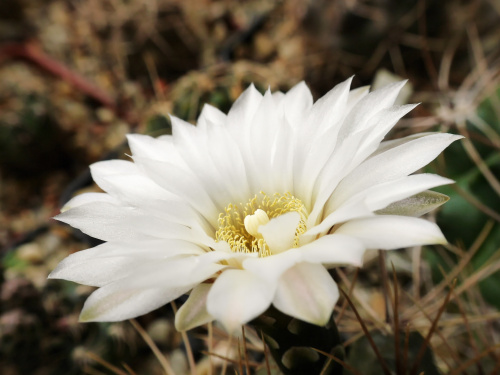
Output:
[1,0,500,374]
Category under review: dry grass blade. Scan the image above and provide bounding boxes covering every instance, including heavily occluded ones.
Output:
[404,323,410,371]
[404,280,462,370]
[452,184,500,223]
[467,112,500,148]
[208,322,214,375]
[319,357,334,375]
[220,334,233,375]
[241,326,251,375]
[391,264,403,375]
[129,319,176,375]
[201,351,240,365]
[438,32,461,91]
[261,331,271,375]
[84,351,129,375]
[122,363,138,375]
[457,122,500,197]
[335,268,359,324]
[337,269,389,333]
[409,279,457,375]
[171,302,197,375]
[412,246,422,300]
[452,289,485,374]
[417,0,439,86]
[448,344,500,375]
[404,221,493,319]
[454,254,500,299]
[378,251,392,324]
[467,24,488,77]
[342,331,369,348]
[84,366,108,375]
[237,338,244,375]
[201,349,261,368]
[313,347,363,375]
[488,357,500,375]
[339,288,392,375]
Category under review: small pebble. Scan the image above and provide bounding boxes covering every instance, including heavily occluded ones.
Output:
[16,243,44,264]
[147,318,174,346]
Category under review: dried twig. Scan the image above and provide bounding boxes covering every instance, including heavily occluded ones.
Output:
[130,319,176,375]
[340,288,392,375]
[0,41,116,110]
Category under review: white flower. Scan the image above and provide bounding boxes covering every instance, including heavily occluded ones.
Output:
[49,78,461,333]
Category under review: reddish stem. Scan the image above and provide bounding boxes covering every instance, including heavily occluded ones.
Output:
[0,41,116,110]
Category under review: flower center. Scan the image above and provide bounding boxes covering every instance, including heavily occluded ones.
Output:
[215,192,308,257]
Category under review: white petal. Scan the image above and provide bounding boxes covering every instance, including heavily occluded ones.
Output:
[273,262,338,325]
[127,134,187,167]
[308,174,454,236]
[227,83,263,128]
[61,192,119,212]
[78,251,228,322]
[56,202,208,244]
[331,133,463,207]
[243,234,365,283]
[362,104,418,141]
[345,85,370,112]
[48,240,206,287]
[49,254,136,287]
[283,81,313,128]
[272,90,286,111]
[90,161,172,201]
[293,77,353,202]
[170,115,249,211]
[370,132,435,158]
[259,212,301,254]
[135,157,219,225]
[115,253,227,290]
[80,284,190,322]
[269,120,295,193]
[90,161,210,231]
[339,80,407,138]
[364,174,454,211]
[206,269,274,333]
[249,90,283,193]
[175,283,214,331]
[91,169,195,227]
[298,234,366,266]
[204,118,251,201]
[197,104,226,128]
[56,202,150,242]
[307,130,367,225]
[294,78,353,195]
[306,199,373,236]
[90,159,139,178]
[345,104,419,167]
[307,77,353,135]
[335,215,447,249]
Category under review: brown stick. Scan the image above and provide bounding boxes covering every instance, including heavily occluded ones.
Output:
[0,41,116,110]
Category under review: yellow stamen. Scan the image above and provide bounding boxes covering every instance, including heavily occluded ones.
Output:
[215,192,308,257]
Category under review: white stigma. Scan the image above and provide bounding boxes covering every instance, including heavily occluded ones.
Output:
[244,209,270,238]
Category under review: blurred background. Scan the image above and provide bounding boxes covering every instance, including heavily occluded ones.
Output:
[1,0,500,374]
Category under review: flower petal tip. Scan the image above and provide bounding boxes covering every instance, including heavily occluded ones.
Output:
[175,284,214,331]
[78,310,95,323]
